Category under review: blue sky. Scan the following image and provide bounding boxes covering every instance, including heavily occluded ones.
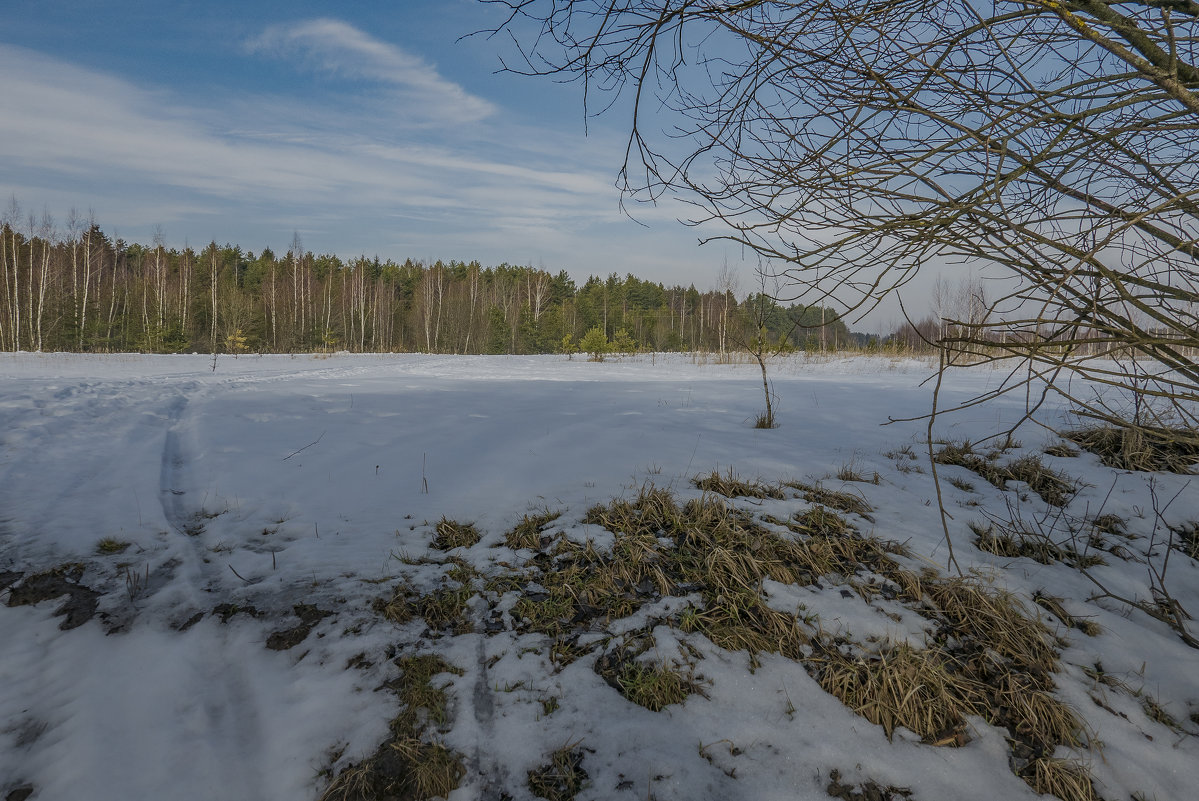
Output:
[1,2,753,289]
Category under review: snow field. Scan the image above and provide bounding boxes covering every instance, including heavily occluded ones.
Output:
[1,352,1197,801]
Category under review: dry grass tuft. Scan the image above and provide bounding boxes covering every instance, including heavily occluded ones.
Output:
[431,517,481,550]
[1142,696,1181,730]
[374,581,418,625]
[693,469,785,499]
[1044,442,1081,458]
[387,739,465,799]
[835,463,882,484]
[596,649,700,711]
[973,523,1066,565]
[1067,424,1199,474]
[376,578,475,634]
[508,486,839,660]
[753,411,778,429]
[888,568,933,603]
[785,481,876,522]
[583,484,680,536]
[415,584,475,634]
[528,745,588,801]
[924,576,1057,674]
[994,672,1085,749]
[947,476,975,492]
[320,654,466,801]
[936,444,1075,507]
[809,569,1088,801]
[1025,757,1099,801]
[1090,513,1128,539]
[693,592,810,659]
[389,654,464,732]
[971,520,1105,570]
[505,510,562,550]
[813,642,987,743]
[1034,591,1102,637]
[1170,522,1199,560]
[1005,456,1075,507]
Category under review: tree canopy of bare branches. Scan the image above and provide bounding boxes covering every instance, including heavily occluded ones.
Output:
[488,1,1199,448]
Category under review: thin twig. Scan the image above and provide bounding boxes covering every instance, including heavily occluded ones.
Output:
[283,431,325,461]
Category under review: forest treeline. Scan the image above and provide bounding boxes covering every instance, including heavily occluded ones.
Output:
[0,210,862,355]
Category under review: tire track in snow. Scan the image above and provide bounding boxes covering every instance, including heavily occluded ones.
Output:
[156,390,269,800]
[469,631,513,800]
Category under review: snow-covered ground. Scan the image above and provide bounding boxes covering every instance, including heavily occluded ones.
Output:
[1,352,1196,801]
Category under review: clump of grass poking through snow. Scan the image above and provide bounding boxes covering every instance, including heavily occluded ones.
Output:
[527,744,588,801]
[375,568,476,635]
[504,510,562,550]
[431,517,481,550]
[1034,591,1102,637]
[320,654,466,801]
[1044,442,1081,459]
[810,641,989,744]
[1066,424,1199,474]
[935,443,1076,507]
[358,475,1099,801]
[784,481,876,522]
[971,522,1067,565]
[1170,522,1199,560]
[594,640,702,712]
[693,469,785,499]
[95,537,131,555]
[835,462,881,484]
[805,569,1094,798]
[1025,757,1100,801]
[969,519,1106,570]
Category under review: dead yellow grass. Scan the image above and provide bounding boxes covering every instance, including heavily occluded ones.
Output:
[814,643,987,743]
[1026,757,1099,801]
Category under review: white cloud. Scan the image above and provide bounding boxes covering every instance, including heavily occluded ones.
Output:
[246,18,495,124]
[0,43,608,217]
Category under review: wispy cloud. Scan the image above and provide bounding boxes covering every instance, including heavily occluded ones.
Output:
[246,18,495,124]
[0,43,648,256]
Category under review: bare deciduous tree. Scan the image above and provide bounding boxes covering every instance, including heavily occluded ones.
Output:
[487,1,1199,450]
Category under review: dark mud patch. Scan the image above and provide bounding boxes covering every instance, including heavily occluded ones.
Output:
[212,602,263,623]
[6,565,100,630]
[266,603,333,650]
[827,769,914,801]
[176,610,206,632]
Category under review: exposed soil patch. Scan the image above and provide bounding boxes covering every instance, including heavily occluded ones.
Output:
[176,611,205,632]
[266,604,333,650]
[212,602,263,623]
[6,564,100,630]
